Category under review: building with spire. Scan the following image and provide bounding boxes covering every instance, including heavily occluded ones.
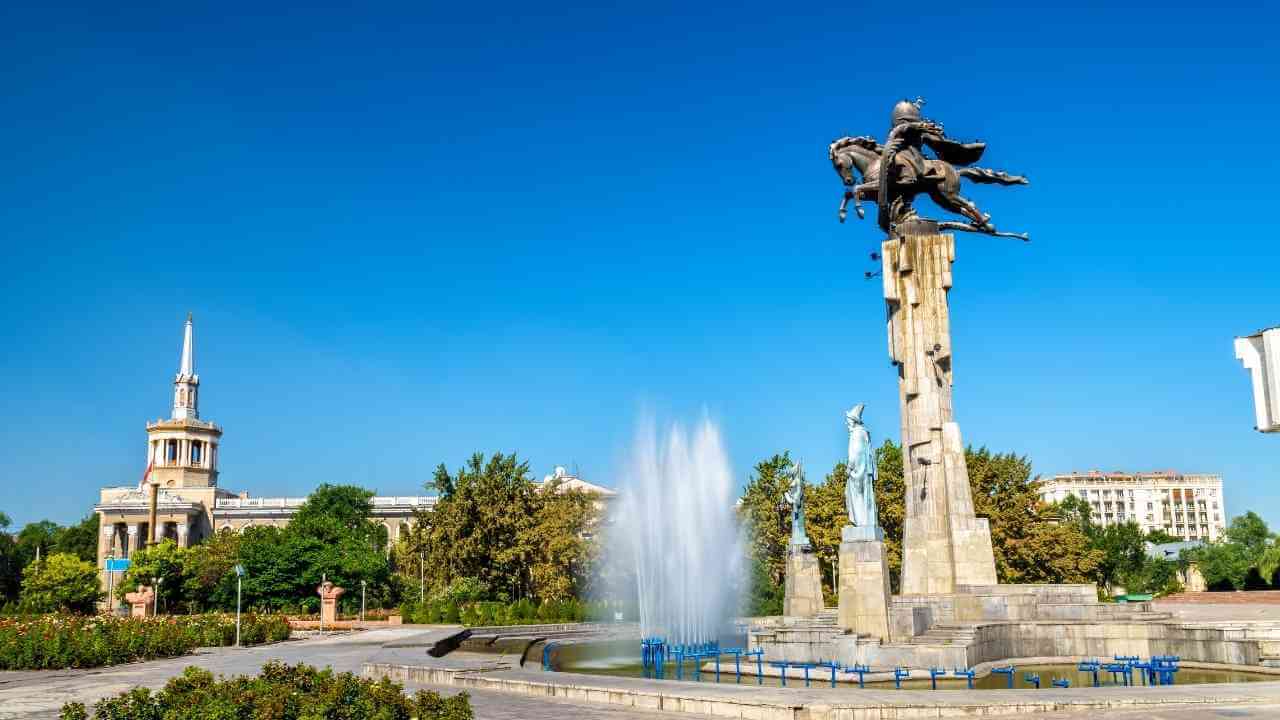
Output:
[94,315,608,604]
[96,315,237,595]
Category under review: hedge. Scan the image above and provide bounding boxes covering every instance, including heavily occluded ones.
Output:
[60,662,472,720]
[0,613,290,670]
[399,598,609,626]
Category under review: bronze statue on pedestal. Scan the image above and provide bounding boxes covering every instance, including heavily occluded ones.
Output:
[828,98,1030,240]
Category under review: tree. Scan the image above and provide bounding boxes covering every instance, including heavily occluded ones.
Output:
[182,529,243,611]
[1258,539,1280,587]
[1225,512,1272,558]
[415,453,542,601]
[20,552,101,613]
[286,485,390,605]
[737,453,795,593]
[1192,541,1253,591]
[118,540,191,610]
[523,479,599,601]
[15,520,60,571]
[54,514,100,564]
[0,512,18,603]
[805,462,848,605]
[873,441,906,592]
[964,448,1101,585]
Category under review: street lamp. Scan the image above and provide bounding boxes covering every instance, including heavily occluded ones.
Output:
[360,580,367,624]
[105,552,115,612]
[419,550,424,604]
[152,576,163,616]
[234,564,245,647]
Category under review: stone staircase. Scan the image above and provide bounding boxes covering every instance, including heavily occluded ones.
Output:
[906,623,978,646]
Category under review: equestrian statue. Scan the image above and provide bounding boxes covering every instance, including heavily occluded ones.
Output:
[828,98,1030,241]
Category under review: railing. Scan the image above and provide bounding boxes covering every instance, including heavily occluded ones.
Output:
[216,496,436,510]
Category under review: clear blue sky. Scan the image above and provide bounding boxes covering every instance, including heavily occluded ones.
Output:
[2,1,1277,531]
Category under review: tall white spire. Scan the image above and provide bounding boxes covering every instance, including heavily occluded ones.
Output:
[172,313,199,420]
[179,311,195,378]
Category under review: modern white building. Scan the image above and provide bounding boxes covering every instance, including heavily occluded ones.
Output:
[1235,326,1280,433]
[1038,470,1226,542]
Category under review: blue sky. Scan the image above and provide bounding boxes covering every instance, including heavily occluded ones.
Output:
[2,1,1277,530]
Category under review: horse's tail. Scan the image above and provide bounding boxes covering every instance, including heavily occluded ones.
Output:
[958,167,1029,185]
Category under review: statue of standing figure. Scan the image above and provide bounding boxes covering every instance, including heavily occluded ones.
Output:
[845,404,880,536]
[783,462,812,549]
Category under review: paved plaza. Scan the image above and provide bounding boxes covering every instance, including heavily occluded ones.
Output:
[8,627,1280,720]
[0,629,715,720]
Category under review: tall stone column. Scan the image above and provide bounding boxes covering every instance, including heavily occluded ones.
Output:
[177,522,189,548]
[126,524,140,557]
[881,228,997,594]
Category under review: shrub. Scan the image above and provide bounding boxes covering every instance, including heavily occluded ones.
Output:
[65,662,473,720]
[0,613,290,670]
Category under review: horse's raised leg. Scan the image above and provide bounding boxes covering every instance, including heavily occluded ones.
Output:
[851,182,877,219]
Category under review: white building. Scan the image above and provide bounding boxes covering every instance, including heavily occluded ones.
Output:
[1038,470,1226,542]
[1235,326,1280,433]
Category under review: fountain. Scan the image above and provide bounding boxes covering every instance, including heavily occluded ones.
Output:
[611,416,743,647]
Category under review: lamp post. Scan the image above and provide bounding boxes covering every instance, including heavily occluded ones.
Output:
[105,553,115,613]
[419,551,424,603]
[152,576,162,616]
[360,580,367,624]
[234,564,245,647]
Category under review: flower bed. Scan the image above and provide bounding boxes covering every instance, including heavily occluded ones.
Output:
[0,613,291,670]
[60,662,473,720]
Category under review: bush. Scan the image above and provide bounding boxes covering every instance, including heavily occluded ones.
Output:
[398,597,609,627]
[64,662,473,720]
[0,613,290,670]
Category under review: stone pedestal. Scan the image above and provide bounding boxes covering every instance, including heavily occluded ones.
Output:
[783,547,823,618]
[317,581,345,627]
[838,527,891,640]
[881,230,997,595]
[125,585,154,618]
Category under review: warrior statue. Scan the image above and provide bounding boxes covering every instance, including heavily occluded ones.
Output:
[845,404,878,531]
[782,462,811,549]
[828,98,1030,240]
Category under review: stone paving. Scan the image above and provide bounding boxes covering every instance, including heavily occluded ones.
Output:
[7,628,1280,719]
[0,629,715,720]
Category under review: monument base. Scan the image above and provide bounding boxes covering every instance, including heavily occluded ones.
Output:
[838,531,891,640]
[783,547,823,618]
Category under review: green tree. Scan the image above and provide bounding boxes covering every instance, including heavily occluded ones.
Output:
[15,520,61,571]
[873,441,906,592]
[524,478,599,601]
[415,453,542,601]
[1225,512,1272,557]
[0,512,18,603]
[964,449,1101,585]
[1192,541,1253,591]
[1258,539,1280,587]
[20,552,102,613]
[737,453,795,594]
[54,514,100,564]
[182,529,242,611]
[286,484,391,605]
[806,462,848,605]
[118,539,191,610]
[235,525,309,611]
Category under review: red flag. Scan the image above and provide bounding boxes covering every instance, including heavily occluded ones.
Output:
[139,460,153,489]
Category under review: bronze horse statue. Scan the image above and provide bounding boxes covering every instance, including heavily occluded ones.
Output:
[828,130,1030,241]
